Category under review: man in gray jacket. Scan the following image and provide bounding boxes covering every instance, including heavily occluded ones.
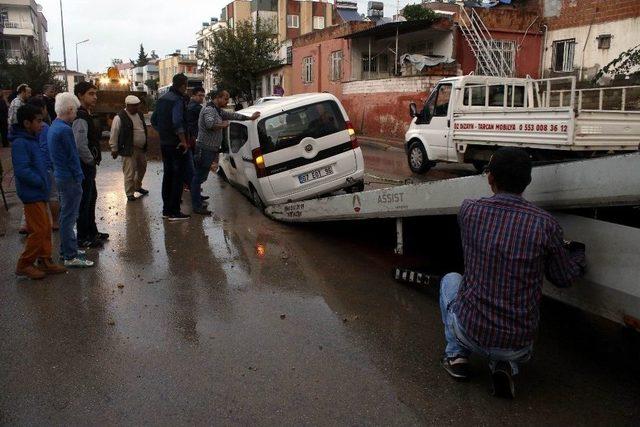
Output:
[191,89,259,215]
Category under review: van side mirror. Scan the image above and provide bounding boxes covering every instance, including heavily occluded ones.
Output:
[409,103,417,118]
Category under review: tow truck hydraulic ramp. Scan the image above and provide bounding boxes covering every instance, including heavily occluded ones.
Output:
[266,153,640,329]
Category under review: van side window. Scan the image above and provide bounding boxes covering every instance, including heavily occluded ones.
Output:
[229,123,248,153]
[488,85,505,107]
[433,84,452,116]
[507,85,525,107]
[463,86,487,106]
[257,101,347,154]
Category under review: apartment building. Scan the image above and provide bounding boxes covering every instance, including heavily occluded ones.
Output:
[0,0,49,62]
[158,50,200,88]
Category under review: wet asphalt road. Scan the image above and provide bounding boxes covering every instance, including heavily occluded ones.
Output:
[1,145,639,425]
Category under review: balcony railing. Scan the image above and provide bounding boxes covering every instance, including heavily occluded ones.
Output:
[1,49,23,59]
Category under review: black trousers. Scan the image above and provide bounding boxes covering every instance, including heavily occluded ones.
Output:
[161,144,188,216]
[77,163,98,241]
[0,125,8,147]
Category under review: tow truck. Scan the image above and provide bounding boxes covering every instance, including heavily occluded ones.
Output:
[259,77,640,330]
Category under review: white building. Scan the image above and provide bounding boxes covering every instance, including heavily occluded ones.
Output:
[131,59,159,95]
[53,69,86,91]
[0,0,49,62]
[196,17,227,93]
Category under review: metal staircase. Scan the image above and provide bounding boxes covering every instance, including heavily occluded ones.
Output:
[458,6,513,77]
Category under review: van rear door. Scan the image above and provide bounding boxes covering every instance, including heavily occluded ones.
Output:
[257,100,358,198]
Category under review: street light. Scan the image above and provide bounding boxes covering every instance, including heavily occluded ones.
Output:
[76,39,90,72]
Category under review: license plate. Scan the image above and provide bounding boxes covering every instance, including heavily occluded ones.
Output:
[298,165,334,184]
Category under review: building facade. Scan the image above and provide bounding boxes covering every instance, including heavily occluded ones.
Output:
[196,18,228,93]
[158,50,200,88]
[0,0,49,62]
[541,0,640,82]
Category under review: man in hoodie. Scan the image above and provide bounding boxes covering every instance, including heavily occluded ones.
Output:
[73,82,108,248]
[11,104,67,279]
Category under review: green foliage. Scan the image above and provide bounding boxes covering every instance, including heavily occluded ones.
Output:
[145,78,159,92]
[199,20,281,102]
[137,44,149,67]
[593,44,640,84]
[402,4,437,22]
[0,48,56,93]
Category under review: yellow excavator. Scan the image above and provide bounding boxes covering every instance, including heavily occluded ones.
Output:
[94,67,147,133]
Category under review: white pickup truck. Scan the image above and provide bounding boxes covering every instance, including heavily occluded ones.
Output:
[404,75,640,173]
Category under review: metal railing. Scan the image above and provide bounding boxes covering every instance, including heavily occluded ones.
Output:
[458,6,512,77]
[547,85,640,112]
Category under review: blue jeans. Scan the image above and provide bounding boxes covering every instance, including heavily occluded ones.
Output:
[440,272,532,375]
[58,178,83,260]
[191,147,218,209]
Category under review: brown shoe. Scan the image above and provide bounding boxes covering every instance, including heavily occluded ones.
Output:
[36,258,67,275]
[16,265,46,280]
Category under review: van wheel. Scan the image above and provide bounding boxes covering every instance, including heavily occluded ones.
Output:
[216,166,229,183]
[408,141,433,174]
[472,160,488,174]
[250,186,265,212]
[346,181,365,193]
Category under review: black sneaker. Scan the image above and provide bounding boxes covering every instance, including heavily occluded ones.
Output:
[96,232,109,241]
[200,195,210,201]
[137,188,149,196]
[167,213,191,221]
[79,238,103,249]
[491,361,515,399]
[193,207,212,216]
[441,356,470,380]
[127,195,137,202]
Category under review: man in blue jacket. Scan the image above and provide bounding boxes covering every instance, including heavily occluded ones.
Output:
[11,104,67,279]
[151,73,190,221]
[48,93,94,268]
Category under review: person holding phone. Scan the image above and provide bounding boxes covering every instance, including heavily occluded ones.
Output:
[439,148,586,399]
[151,73,190,221]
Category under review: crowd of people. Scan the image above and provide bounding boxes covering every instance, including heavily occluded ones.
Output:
[4,72,261,279]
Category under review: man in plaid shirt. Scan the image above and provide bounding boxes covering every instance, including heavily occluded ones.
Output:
[440,148,586,398]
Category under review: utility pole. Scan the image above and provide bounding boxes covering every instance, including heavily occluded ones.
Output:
[76,39,90,72]
[59,0,69,90]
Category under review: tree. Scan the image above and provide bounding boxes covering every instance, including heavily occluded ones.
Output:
[137,43,149,67]
[592,44,640,84]
[199,20,281,103]
[145,78,159,92]
[0,48,56,93]
[403,4,437,22]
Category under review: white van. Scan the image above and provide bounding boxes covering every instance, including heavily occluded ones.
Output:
[218,93,365,208]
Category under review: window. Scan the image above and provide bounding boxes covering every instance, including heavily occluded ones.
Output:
[476,40,515,76]
[553,39,576,72]
[597,34,611,50]
[330,50,343,81]
[313,16,325,30]
[287,14,299,28]
[362,54,377,73]
[433,84,452,116]
[286,46,292,64]
[257,101,347,154]
[229,123,249,153]
[507,85,525,107]
[303,56,313,83]
[463,85,487,107]
[488,85,505,107]
[229,17,234,28]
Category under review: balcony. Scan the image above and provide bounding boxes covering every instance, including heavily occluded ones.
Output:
[1,49,23,59]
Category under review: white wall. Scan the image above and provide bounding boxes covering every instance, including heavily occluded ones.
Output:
[543,17,640,81]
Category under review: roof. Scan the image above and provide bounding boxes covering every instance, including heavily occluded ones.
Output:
[340,18,452,40]
[238,93,339,118]
[337,8,363,22]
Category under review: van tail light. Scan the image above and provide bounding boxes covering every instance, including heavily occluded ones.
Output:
[346,121,359,149]
[252,147,267,178]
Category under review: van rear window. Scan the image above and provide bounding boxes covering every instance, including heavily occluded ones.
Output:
[257,101,347,154]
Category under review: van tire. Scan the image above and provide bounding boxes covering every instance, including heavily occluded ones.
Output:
[216,166,229,183]
[408,140,433,174]
[346,181,365,193]
[250,186,265,212]
[472,160,487,173]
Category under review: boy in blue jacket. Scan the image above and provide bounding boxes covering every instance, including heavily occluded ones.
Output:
[11,105,66,279]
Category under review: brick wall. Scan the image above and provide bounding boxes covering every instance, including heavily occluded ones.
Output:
[545,0,640,30]
[342,76,443,95]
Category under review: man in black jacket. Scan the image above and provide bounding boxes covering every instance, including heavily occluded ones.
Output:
[73,82,108,248]
[109,95,148,202]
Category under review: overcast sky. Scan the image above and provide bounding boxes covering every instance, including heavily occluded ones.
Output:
[38,0,413,72]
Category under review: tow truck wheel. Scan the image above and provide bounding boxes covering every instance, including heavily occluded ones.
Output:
[472,160,488,173]
[408,140,432,174]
